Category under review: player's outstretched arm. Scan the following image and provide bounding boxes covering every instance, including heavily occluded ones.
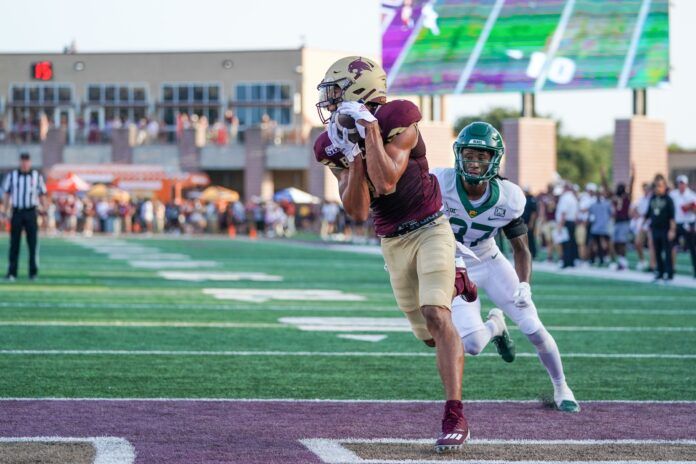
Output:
[362,122,414,196]
[334,158,370,222]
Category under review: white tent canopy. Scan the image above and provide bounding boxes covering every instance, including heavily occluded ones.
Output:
[273,187,320,204]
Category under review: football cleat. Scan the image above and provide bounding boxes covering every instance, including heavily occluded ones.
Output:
[554,384,580,413]
[454,262,477,302]
[488,308,515,363]
[435,400,470,453]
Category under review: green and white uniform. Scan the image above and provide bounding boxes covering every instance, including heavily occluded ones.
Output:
[432,167,542,336]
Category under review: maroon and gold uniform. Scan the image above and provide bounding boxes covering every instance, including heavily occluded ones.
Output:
[314,99,455,326]
[314,100,442,237]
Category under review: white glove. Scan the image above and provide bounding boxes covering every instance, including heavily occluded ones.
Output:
[327,120,361,162]
[337,101,377,138]
[512,282,532,308]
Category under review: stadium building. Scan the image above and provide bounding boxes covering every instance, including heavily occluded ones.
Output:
[0,47,454,201]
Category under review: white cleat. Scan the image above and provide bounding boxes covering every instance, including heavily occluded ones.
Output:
[554,384,580,413]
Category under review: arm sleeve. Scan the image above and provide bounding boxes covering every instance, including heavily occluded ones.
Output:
[38,174,47,195]
[503,216,528,239]
[2,172,11,193]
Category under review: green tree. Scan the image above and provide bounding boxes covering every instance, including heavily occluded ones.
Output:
[557,134,612,186]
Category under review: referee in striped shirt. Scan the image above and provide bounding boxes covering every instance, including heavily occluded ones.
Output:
[2,153,47,281]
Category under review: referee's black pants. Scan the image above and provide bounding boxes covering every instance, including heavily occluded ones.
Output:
[651,228,673,280]
[7,208,39,278]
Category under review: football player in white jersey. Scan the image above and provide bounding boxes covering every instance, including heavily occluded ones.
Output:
[432,122,580,413]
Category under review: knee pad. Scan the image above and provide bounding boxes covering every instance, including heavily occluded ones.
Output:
[517,315,543,336]
[462,329,489,356]
[405,308,432,341]
[526,327,557,353]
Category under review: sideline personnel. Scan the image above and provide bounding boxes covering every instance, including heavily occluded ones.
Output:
[3,152,47,281]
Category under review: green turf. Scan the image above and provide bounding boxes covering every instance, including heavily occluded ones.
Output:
[0,236,694,401]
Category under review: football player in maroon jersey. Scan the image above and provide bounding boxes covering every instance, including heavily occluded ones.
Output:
[314,56,469,452]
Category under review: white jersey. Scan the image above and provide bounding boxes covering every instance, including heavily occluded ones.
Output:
[432,168,526,259]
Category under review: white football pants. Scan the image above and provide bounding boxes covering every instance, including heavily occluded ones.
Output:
[452,245,567,386]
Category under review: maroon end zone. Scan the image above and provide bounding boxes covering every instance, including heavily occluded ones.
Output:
[0,400,694,463]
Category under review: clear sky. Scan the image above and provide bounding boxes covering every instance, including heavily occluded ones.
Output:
[1,0,693,147]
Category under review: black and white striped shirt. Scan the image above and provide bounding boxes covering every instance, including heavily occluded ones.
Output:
[2,169,47,210]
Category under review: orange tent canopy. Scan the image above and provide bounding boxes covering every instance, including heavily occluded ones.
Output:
[46,172,91,194]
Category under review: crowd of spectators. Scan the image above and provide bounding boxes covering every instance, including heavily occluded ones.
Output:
[523,171,695,282]
[0,194,376,243]
[0,110,304,146]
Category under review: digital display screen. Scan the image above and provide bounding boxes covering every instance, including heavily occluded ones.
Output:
[382,0,669,94]
[31,61,54,81]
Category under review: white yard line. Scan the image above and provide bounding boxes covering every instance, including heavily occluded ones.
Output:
[0,349,693,359]
[302,438,696,464]
[0,321,283,328]
[1,320,693,333]
[0,437,135,464]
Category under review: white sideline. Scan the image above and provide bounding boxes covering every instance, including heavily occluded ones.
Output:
[0,437,135,464]
[0,349,694,359]
[301,438,696,464]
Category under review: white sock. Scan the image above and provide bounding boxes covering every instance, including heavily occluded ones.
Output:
[527,327,566,388]
[484,318,501,337]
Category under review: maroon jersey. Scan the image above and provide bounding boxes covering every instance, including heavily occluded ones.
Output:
[539,193,557,221]
[313,99,441,236]
[613,196,631,222]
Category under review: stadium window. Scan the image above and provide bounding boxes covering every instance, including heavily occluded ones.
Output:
[88,85,101,103]
[236,85,247,102]
[231,82,293,127]
[193,85,204,102]
[105,86,116,102]
[178,86,189,103]
[43,86,55,103]
[29,87,39,102]
[163,85,174,102]
[158,83,222,138]
[133,86,146,102]
[12,87,25,103]
[208,86,219,102]
[8,83,75,143]
[118,86,129,102]
[58,86,71,103]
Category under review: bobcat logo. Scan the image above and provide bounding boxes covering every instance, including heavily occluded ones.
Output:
[348,58,374,79]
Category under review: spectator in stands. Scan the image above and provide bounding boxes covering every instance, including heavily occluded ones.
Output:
[670,175,696,278]
[646,174,676,283]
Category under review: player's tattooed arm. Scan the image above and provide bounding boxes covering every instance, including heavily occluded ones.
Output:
[333,160,370,222]
[509,234,532,284]
[362,122,414,195]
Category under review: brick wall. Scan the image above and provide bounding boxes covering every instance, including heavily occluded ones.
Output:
[613,117,667,201]
[502,118,557,195]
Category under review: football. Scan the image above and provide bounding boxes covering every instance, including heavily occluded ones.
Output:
[332,112,361,143]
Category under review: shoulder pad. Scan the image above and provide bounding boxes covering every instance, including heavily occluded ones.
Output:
[376,100,422,142]
[313,131,348,170]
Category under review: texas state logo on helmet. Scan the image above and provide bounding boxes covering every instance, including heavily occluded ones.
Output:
[453,122,505,185]
[316,56,387,123]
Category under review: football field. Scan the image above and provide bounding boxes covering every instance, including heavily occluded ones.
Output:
[0,236,694,463]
